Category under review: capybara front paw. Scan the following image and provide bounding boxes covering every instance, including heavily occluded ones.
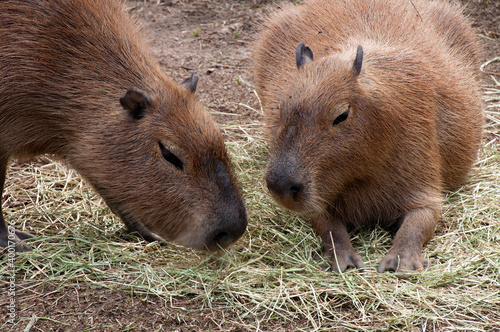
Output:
[324,247,365,272]
[14,240,32,252]
[377,250,428,273]
[1,234,32,254]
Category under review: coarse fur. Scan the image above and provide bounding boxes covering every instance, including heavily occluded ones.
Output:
[0,0,247,252]
[253,0,483,272]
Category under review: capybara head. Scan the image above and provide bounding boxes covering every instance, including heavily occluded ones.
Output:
[72,78,248,251]
[0,0,247,251]
[265,44,386,216]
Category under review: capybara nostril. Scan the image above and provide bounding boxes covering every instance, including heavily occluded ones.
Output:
[213,231,230,248]
[266,172,304,199]
[209,219,246,250]
[289,183,303,195]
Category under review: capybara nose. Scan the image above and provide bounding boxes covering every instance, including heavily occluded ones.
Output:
[208,203,247,250]
[213,231,231,248]
[266,172,304,199]
[211,223,246,249]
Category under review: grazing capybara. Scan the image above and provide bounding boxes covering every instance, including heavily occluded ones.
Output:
[253,0,483,272]
[0,0,247,252]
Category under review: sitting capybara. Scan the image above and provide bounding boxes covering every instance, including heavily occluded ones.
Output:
[0,0,247,252]
[253,0,483,272]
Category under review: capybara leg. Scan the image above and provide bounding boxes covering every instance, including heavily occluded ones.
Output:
[311,213,365,272]
[377,206,438,273]
[0,230,33,253]
[0,158,32,252]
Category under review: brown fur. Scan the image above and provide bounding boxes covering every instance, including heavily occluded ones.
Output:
[0,0,247,252]
[253,0,483,272]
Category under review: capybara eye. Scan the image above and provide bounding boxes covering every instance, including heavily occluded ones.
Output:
[333,108,350,126]
[158,142,183,171]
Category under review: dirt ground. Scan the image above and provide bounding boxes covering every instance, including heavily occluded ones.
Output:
[1,0,499,331]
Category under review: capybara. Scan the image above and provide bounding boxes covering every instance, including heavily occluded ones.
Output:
[0,0,247,252]
[253,0,483,272]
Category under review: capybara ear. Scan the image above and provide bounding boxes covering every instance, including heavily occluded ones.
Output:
[181,72,199,93]
[353,45,363,75]
[296,42,314,69]
[120,89,152,120]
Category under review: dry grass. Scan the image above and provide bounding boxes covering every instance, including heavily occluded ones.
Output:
[1,72,499,331]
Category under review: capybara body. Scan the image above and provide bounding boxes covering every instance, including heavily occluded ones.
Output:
[0,0,247,252]
[253,0,483,272]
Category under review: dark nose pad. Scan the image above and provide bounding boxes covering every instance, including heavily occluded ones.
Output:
[266,173,304,199]
[212,222,246,250]
[210,201,248,250]
[213,231,230,246]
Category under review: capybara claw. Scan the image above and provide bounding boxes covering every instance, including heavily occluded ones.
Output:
[377,252,428,273]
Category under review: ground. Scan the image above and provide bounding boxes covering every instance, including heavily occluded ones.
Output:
[1,0,499,331]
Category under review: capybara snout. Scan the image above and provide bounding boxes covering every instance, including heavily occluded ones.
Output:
[266,171,305,202]
[265,153,314,214]
[0,0,247,252]
[205,194,248,250]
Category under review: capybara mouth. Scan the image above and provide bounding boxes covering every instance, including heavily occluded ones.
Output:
[112,190,247,251]
[268,190,326,217]
[173,225,246,252]
[113,209,168,244]
[170,202,248,252]
[118,212,246,252]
